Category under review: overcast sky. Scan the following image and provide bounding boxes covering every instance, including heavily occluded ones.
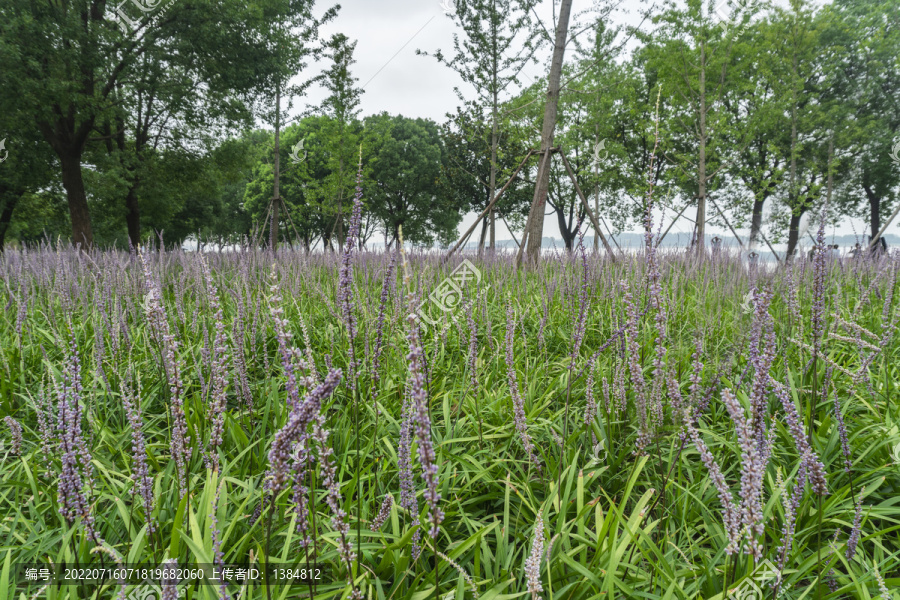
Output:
[288,0,888,250]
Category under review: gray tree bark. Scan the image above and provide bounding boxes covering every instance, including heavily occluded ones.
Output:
[521,0,573,264]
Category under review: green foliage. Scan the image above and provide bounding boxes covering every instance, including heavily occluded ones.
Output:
[1,248,899,599]
[361,113,465,247]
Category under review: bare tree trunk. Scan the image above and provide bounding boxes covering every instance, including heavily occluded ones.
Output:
[863,183,881,240]
[270,87,281,254]
[338,155,344,253]
[60,151,94,250]
[786,211,802,259]
[694,41,707,253]
[489,100,498,251]
[125,182,141,248]
[0,191,22,252]
[749,196,766,250]
[522,0,574,264]
[477,214,488,256]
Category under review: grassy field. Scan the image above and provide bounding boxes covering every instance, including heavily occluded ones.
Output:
[0,237,898,600]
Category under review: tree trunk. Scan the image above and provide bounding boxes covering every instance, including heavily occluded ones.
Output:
[787,45,799,261]
[0,192,22,252]
[60,151,94,250]
[522,0,573,264]
[786,210,802,259]
[338,155,345,253]
[749,196,766,250]
[112,103,143,250]
[477,214,488,256]
[594,127,600,252]
[694,41,707,253]
[863,183,881,240]
[489,211,495,251]
[125,182,141,249]
[270,87,281,253]
[489,103,498,251]
[555,201,573,251]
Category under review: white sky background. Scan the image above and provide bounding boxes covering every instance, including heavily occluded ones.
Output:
[288,0,887,249]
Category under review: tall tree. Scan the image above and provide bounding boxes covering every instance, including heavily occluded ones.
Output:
[2,0,324,249]
[419,0,540,252]
[362,113,464,247]
[643,0,744,251]
[716,14,789,252]
[244,119,338,251]
[264,2,339,252]
[824,0,900,243]
[440,103,533,249]
[770,0,830,258]
[521,0,574,263]
[321,32,364,252]
[0,34,58,251]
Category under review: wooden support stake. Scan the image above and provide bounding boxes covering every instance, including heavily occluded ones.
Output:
[655,203,690,248]
[517,148,554,265]
[707,196,745,250]
[500,215,520,248]
[558,151,616,258]
[758,230,782,264]
[868,202,900,249]
[446,149,536,259]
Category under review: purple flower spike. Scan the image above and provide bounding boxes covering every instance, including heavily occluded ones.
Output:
[4,417,22,455]
[504,305,542,472]
[684,408,742,555]
[405,300,444,540]
[371,494,394,531]
[771,380,829,496]
[265,369,342,496]
[56,335,103,545]
[722,389,767,560]
[200,255,230,473]
[121,377,156,535]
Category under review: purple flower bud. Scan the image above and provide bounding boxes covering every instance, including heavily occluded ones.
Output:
[845,493,864,560]
[722,389,767,560]
[265,369,342,495]
[524,518,545,600]
[200,255,229,473]
[139,249,191,499]
[371,494,394,531]
[684,407,742,554]
[160,559,180,600]
[4,416,22,455]
[405,298,444,539]
[56,335,103,545]
[371,253,397,394]
[772,380,828,496]
[209,483,229,600]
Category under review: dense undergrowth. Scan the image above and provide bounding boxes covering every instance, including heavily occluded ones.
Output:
[0,238,898,600]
